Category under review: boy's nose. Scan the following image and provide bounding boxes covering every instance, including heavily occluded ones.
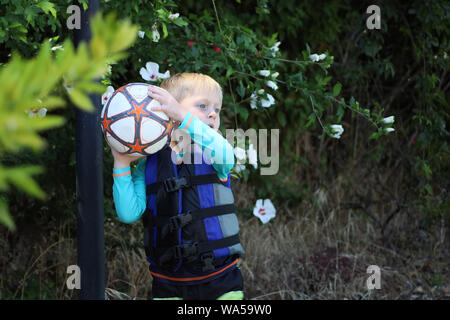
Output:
[208,109,217,118]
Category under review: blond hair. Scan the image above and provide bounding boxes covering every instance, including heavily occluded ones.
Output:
[160,73,223,104]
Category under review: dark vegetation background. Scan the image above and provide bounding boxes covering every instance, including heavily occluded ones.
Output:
[0,0,448,299]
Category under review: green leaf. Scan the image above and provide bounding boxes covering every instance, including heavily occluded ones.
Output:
[69,89,94,112]
[172,18,188,27]
[236,81,245,98]
[24,6,39,24]
[161,22,168,39]
[35,1,57,19]
[306,43,311,55]
[75,81,105,94]
[369,128,384,140]
[424,183,433,195]
[39,96,66,109]
[336,104,345,122]
[277,111,287,126]
[239,107,249,122]
[0,199,15,231]
[6,165,46,200]
[226,67,234,78]
[333,82,342,97]
[422,162,432,179]
[28,115,65,131]
[305,113,316,128]
[208,61,223,72]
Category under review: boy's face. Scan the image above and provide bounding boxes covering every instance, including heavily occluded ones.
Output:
[179,89,222,131]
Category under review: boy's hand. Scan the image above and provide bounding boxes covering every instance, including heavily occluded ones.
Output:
[147,85,190,122]
[110,146,144,169]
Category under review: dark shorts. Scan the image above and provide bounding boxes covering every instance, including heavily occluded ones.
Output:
[151,267,244,300]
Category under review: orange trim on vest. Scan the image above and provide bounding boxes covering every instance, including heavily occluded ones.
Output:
[113,171,131,177]
[150,259,238,282]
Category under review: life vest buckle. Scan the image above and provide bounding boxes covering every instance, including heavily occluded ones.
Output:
[163,177,188,192]
[168,212,193,233]
[173,242,199,259]
[200,252,215,272]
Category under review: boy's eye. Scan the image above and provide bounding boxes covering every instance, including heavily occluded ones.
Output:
[198,104,207,109]
[215,108,220,113]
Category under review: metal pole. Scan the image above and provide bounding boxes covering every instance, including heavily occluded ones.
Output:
[74,0,104,300]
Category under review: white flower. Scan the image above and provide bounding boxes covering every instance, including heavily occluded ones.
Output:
[269,42,281,56]
[258,70,271,77]
[234,163,246,173]
[250,90,276,109]
[101,86,115,105]
[385,127,395,133]
[233,147,246,161]
[330,124,344,139]
[309,54,320,62]
[247,144,258,169]
[152,25,160,42]
[310,53,326,62]
[260,93,275,108]
[140,62,170,82]
[266,80,278,90]
[168,13,179,19]
[253,199,276,224]
[138,30,145,39]
[381,116,395,124]
[51,45,63,51]
[26,107,47,118]
[272,72,279,78]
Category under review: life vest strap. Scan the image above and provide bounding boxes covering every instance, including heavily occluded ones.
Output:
[152,204,235,238]
[146,174,222,193]
[158,234,241,266]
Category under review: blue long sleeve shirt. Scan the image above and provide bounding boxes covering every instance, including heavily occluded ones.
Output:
[112,112,235,224]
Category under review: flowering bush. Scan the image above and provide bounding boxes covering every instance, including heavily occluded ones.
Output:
[99,1,400,215]
[1,0,447,230]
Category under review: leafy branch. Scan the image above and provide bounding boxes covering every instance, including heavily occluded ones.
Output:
[0,13,138,230]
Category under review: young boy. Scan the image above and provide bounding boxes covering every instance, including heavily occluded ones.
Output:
[111,73,245,300]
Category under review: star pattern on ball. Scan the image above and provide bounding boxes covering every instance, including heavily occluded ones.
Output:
[127,139,148,154]
[128,99,152,123]
[100,117,113,134]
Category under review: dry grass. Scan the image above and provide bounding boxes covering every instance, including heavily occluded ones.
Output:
[0,170,448,300]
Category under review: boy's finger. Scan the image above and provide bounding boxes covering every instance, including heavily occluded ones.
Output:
[149,100,165,111]
[150,105,163,112]
[148,85,168,95]
[148,91,164,102]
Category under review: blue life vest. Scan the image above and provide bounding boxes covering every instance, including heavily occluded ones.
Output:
[142,143,245,284]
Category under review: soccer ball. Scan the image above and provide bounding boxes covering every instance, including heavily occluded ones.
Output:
[100,83,172,156]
